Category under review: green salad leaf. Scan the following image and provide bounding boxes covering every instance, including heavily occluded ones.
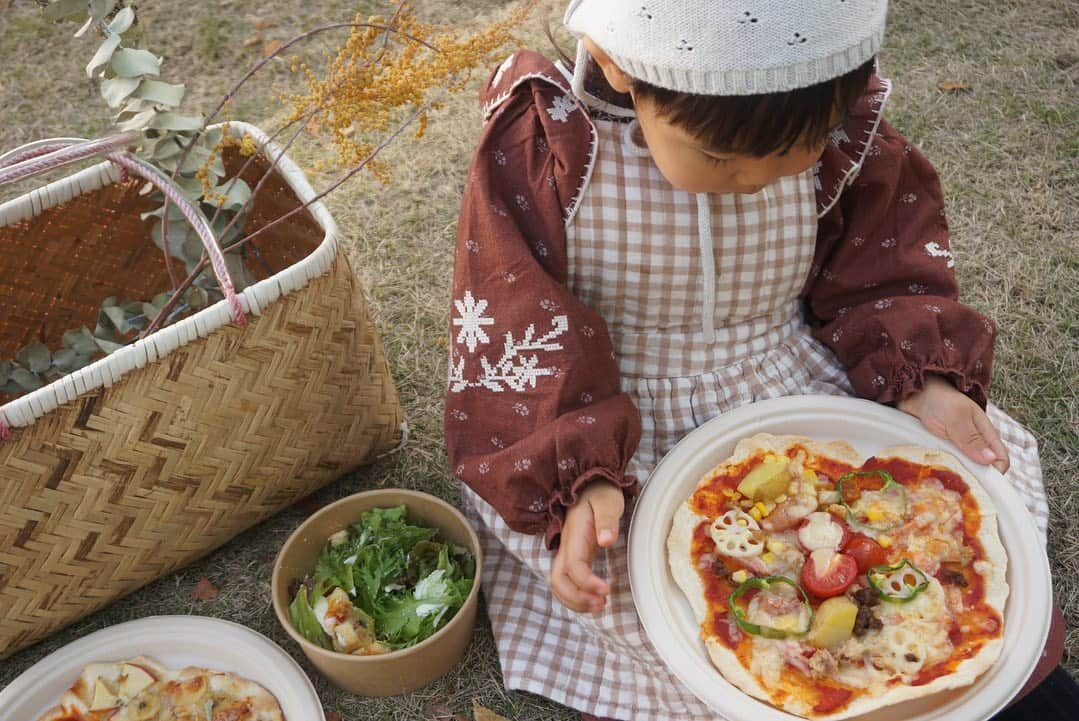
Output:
[294,505,476,651]
[289,582,333,649]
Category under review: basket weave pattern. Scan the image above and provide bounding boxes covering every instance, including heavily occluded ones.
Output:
[0,127,404,658]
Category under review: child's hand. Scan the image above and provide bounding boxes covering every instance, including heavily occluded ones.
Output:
[550,479,624,614]
[897,375,1010,473]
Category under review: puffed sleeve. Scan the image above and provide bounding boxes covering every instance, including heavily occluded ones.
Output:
[807,117,995,408]
[445,52,641,548]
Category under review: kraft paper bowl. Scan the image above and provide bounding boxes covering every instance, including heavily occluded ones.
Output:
[272,489,482,696]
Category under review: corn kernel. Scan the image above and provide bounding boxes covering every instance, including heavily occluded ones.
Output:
[803,469,818,482]
[753,501,769,516]
[866,507,885,522]
[748,507,763,521]
[775,494,788,504]
[762,551,777,565]
[766,539,787,553]
[737,518,748,526]
[731,570,750,584]
[878,535,893,548]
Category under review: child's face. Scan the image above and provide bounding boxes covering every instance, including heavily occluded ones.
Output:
[583,37,828,195]
[632,99,828,195]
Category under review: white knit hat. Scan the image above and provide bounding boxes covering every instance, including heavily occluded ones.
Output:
[563,0,887,97]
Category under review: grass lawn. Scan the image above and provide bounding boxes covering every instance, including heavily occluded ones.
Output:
[0,1,1075,718]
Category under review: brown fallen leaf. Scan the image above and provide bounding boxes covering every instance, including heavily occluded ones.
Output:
[423,698,455,720]
[471,700,510,721]
[324,713,341,721]
[193,577,219,601]
[936,80,971,93]
[244,34,263,49]
[255,19,280,31]
[262,39,286,59]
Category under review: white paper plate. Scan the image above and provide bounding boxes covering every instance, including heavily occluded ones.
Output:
[0,616,325,721]
[628,395,1052,721]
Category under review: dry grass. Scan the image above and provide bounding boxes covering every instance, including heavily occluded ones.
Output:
[0,0,1075,717]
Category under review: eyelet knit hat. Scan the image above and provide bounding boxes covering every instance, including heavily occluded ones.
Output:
[563,0,888,97]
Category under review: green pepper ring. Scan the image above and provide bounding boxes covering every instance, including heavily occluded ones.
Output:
[837,470,908,532]
[728,575,813,639]
[867,559,930,602]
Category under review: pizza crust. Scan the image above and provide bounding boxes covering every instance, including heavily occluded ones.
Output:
[666,434,1010,719]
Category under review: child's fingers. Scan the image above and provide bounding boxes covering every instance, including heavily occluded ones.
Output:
[949,408,1001,469]
[562,520,610,596]
[550,569,600,612]
[973,410,1010,473]
[551,550,605,612]
[588,485,625,548]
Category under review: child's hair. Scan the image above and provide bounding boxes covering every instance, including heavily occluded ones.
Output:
[630,60,875,157]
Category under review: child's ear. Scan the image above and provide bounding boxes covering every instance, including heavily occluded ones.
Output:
[582,35,635,95]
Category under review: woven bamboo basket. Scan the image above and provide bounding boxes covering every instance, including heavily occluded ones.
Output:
[0,122,404,658]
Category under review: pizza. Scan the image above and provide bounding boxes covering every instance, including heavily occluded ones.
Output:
[37,656,285,721]
[667,433,1008,719]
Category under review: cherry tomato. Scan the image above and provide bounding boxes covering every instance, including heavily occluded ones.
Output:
[842,534,889,574]
[801,550,858,598]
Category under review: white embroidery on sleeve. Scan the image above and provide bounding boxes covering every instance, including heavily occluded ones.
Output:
[453,291,494,353]
[546,94,578,123]
[449,315,569,393]
[924,241,955,268]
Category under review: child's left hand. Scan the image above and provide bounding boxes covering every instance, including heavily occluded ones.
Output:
[897,374,1010,473]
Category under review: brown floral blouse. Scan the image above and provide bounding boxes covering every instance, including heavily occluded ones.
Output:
[445,51,994,547]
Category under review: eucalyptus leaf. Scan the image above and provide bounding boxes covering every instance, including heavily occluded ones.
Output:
[89,0,117,23]
[207,178,251,211]
[102,296,119,308]
[107,6,134,34]
[152,137,183,160]
[100,76,141,107]
[86,34,122,78]
[116,108,156,132]
[52,348,79,371]
[181,237,205,270]
[203,127,224,149]
[224,253,255,293]
[152,292,172,307]
[43,0,86,22]
[111,48,161,77]
[1,382,23,396]
[16,342,51,374]
[142,201,186,223]
[103,305,128,332]
[74,14,95,38]
[0,361,12,384]
[136,79,185,107]
[175,174,205,197]
[149,112,204,132]
[12,368,44,392]
[64,328,100,356]
[94,337,124,354]
[186,286,209,310]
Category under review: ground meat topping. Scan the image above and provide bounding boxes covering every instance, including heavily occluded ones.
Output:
[939,568,969,587]
[853,605,884,636]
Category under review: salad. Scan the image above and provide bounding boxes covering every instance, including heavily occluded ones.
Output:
[288,505,475,654]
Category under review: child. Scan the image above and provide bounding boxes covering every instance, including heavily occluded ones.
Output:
[445,2,1065,719]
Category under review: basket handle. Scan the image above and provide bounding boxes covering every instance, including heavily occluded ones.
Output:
[0,136,246,327]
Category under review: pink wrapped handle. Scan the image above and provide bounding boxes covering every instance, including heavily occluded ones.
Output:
[0,135,245,326]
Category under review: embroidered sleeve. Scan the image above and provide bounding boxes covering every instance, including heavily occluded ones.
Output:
[447,54,641,548]
[806,118,995,408]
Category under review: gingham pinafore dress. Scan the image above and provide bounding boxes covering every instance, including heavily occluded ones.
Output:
[462,117,1048,721]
